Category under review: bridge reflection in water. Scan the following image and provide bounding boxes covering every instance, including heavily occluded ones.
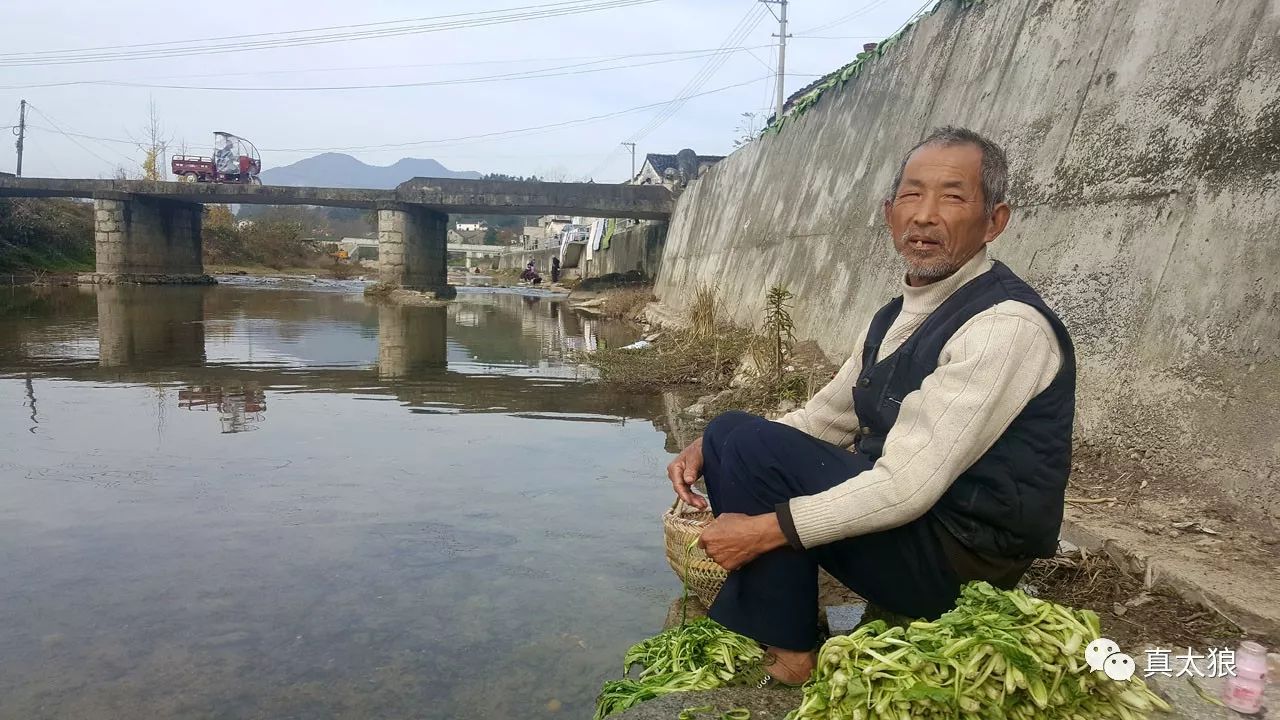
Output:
[1,282,659,427]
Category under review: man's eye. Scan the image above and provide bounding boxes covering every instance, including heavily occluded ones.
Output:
[897,193,920,201]
[944,194,965,201]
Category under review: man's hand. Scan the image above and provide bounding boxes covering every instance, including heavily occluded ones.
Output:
[699,513,789,571]
[666,437,707,509]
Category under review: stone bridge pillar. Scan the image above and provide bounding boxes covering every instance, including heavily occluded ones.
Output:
[377,203,455,298]
[82,194,214,284]
[377,303,448,378]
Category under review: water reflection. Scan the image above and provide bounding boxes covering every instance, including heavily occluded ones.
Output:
[177,385,267,433]
[377,303,447,378]
[2,285,645,417]
[0,283,677,720]
[96,285,206,368]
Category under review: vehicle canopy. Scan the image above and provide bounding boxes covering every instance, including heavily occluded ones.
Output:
[213,131,260,175]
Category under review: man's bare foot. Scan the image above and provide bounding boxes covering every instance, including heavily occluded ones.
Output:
[763,647,816,685]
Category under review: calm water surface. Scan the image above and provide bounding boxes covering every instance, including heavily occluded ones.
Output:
[0,280,677,719]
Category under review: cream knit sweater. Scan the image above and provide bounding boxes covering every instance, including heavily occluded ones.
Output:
[776,249,1063,549]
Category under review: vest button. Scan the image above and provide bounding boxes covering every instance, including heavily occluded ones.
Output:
[861,426,872,436]
[858,377,870,388]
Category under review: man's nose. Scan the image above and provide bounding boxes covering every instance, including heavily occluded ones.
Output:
[911,194,941,226]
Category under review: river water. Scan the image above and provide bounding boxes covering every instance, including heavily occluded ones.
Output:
[0,280,679,720]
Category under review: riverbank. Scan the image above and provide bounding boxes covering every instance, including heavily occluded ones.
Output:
[0,198,94,275]
[207,262,375,280]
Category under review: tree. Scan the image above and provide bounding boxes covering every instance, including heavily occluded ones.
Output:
[483,227,499,245]
[205,205,235,229]
[732,111,766,148]
[134,98,171,181]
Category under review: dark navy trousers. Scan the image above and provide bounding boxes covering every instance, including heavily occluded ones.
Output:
[702,411,962,651]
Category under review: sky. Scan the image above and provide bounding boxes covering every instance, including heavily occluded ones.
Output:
[3,0,933,183]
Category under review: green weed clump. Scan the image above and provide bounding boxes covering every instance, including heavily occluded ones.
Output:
[0,198,94,274]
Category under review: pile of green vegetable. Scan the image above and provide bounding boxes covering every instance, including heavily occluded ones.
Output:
[594,617,766,719]
[787,582,1172,720]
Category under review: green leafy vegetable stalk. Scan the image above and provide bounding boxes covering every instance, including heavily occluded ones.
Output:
[786,582,1172,720]
[594,543,764,718]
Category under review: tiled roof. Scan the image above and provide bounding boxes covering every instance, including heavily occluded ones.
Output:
[642,153,726,176]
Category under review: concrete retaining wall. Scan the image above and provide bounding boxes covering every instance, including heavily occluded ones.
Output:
[588,222,666,279]
[655,0,1280,518]
[498,222,668,280]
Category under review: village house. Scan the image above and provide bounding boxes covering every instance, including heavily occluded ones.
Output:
[631,149,725,188]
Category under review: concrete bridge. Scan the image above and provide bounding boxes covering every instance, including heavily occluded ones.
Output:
[0,175,672,295]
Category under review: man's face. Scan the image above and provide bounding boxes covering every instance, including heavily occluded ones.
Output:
[883,143,1009,285]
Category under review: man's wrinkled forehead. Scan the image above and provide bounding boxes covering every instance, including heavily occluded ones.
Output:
[900,143,984,188]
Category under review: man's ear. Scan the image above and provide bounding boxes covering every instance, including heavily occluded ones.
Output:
[882,198,894,228]
[985,203,1011,242]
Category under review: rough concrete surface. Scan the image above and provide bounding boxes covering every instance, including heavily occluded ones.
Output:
[655,0,1280,521]
[1147,672,1279,719]
[1062,505,1280,641]
[614,688,802,720]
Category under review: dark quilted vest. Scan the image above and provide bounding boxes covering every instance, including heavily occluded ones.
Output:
[853,261,1076,559]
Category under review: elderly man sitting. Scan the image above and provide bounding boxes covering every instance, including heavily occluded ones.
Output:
[666,126,1075,685]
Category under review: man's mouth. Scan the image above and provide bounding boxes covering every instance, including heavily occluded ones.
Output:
[906,236,940,250]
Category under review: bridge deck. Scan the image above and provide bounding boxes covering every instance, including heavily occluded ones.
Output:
[0,176,673,219]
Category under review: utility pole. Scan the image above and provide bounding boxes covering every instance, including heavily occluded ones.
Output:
[14,99,27,177]
[621,142,637,181]
[761,0,789,120]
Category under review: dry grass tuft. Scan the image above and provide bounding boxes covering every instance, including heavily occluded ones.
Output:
[688,283,720,338]
[1024,549,1244,649]
[601,286,656,321]
[363,282,397,297]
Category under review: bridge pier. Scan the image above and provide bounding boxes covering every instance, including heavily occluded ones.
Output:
[377,204,455,298]
[81,194,214,285]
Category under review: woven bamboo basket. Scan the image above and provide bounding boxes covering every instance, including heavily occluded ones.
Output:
[662,496,728,607]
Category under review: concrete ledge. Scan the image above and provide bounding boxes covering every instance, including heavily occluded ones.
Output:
[1060,516,1280,641]
[615,688,801,720]
[78,273,217,285]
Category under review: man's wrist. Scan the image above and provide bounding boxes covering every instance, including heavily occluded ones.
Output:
[752,512,791,553]
[773,502,805,550]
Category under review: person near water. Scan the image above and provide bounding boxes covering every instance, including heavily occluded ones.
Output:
[665,126,1075,686]
[520,261,542,284]
[551,256,562,283]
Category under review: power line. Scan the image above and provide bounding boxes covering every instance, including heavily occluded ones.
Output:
[0,0,661,67]
[4,46,771,93]
[628,4,769,142]
[25,105,127,171]
[887,0,943,38]
[263,76,769,152]
[795,0,894,35]
[26,76,770,155]
[584,3,769,179]
[0,0,621,58]
[792,35,886,40]
[2,45,774,89]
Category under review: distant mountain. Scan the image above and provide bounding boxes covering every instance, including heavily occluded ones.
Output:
[260,153,482,189]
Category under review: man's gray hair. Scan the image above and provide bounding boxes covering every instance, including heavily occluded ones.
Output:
[887,126,1009,216]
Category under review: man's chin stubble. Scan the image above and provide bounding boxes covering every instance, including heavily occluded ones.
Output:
[904,258,959,282]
